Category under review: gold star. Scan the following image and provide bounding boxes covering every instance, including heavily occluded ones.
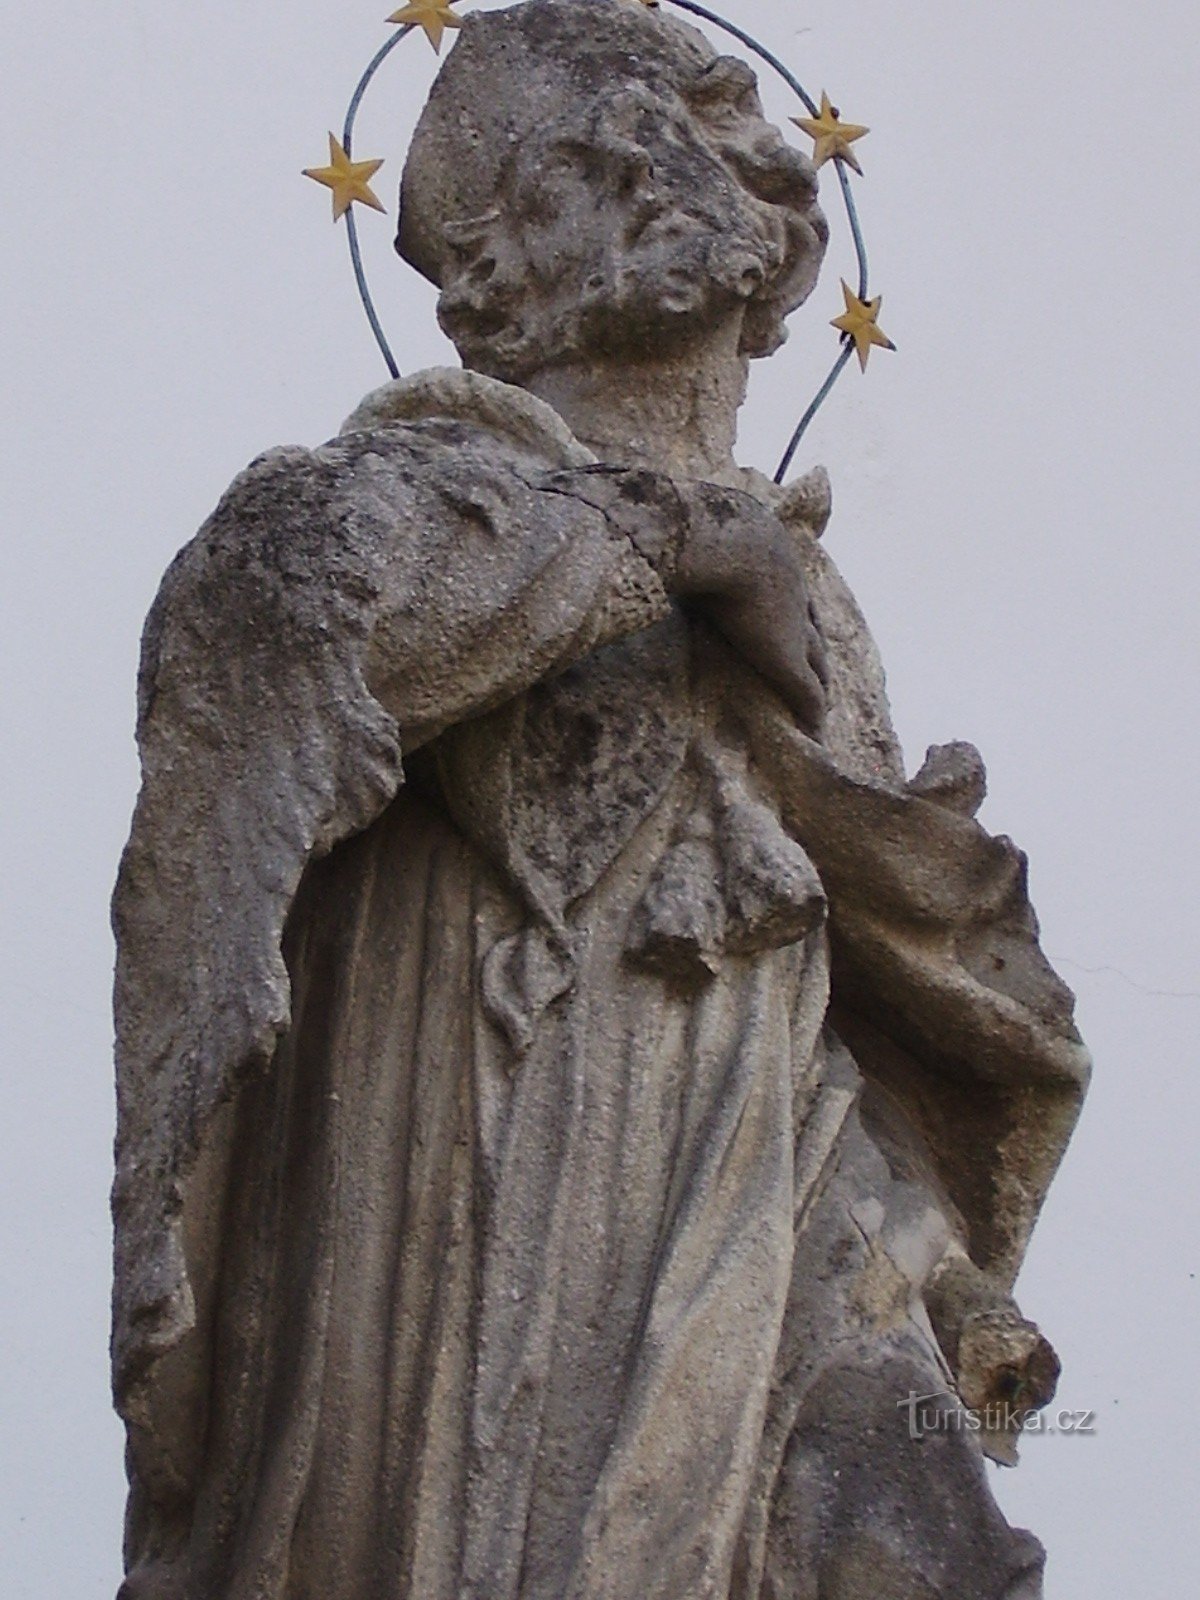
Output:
[303,134,387,222]
[831,280,895,372]
[792,91,869,174]
[387,0,464,53]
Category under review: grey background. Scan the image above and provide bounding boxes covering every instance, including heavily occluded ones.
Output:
[1,0,1196,1592]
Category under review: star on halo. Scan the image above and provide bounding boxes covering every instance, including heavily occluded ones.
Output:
[792,91,869,174]
[831,281,895,371]
[303,134,387,222]
[387,0,465,53]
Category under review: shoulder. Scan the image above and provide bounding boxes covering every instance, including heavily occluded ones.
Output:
[200,367,593,536]
[338,366,595,471]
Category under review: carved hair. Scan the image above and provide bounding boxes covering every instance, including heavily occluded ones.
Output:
[398,0,828,378]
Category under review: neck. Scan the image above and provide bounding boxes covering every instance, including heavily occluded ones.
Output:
[523,316,748,480]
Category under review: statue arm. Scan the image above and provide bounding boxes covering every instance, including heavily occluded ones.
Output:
[354,447,680,748]
[358,451,829,746]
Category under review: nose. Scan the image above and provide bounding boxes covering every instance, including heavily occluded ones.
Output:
[610,141,670,238]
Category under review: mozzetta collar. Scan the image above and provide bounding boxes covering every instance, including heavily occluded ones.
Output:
[341,366,597,471]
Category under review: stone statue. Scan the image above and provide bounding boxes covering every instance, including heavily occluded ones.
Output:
[111,3,1089,1596]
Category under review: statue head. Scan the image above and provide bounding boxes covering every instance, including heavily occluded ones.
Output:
[397,0,829,382]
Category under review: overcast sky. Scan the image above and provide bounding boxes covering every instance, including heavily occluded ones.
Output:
[2,1,1197,1594]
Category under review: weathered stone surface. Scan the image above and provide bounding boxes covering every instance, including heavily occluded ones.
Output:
[112,4,1088,1596]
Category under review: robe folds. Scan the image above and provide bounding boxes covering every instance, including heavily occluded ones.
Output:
[113,369,1089,1599]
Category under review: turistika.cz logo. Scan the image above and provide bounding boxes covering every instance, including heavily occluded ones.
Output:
[897,1389,1097,1442]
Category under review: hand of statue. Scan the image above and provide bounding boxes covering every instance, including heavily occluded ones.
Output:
[537,466,826,732]
[673,482,829,735]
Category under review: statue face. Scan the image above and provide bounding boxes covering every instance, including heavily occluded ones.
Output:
[435,55,827,378]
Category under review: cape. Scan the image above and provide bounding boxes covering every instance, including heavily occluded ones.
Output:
[112,367,1089,1505]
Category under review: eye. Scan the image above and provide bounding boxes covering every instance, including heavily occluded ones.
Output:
[520,188,561,225]
[542,144,588,183]
[514,144,586,222]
